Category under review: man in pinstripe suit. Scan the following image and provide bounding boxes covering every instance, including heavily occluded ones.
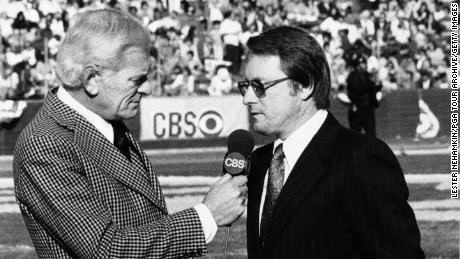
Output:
[13,9,247,258]
[239,26,425,258]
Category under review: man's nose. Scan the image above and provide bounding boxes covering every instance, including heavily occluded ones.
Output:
[138,80,152,96]
[242,86,258,105]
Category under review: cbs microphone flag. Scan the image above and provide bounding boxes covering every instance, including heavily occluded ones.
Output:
[139,96,250,140]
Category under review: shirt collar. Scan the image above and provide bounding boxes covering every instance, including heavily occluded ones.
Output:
[273,109,328,169]
[57,87,114,144]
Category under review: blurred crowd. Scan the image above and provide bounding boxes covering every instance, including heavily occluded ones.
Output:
[0,0,452,101]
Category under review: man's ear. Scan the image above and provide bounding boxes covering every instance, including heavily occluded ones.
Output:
[299,84,314,101]
[81,65,100,96]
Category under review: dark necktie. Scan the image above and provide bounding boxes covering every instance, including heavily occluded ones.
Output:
[111,121,131,162]
[260,143,285,246]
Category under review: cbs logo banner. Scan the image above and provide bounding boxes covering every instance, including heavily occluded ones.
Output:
[139,96,250,140]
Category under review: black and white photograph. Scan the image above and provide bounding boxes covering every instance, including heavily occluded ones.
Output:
[0,0,458,258]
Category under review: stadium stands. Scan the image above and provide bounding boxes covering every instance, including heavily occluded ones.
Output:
[0,0,452,101]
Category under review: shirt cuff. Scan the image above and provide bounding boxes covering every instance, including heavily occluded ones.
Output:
[194,203,218,244]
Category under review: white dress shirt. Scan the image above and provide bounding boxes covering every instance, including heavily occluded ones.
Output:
[258,109,328,231]
[57,87,217,243]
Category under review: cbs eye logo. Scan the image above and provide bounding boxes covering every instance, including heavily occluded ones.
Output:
[199,111,224,137]
[152,110,224,138]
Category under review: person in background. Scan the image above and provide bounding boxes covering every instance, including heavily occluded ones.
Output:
[347,55,380,136]
[208,64,232,96]
[219,10,243,75]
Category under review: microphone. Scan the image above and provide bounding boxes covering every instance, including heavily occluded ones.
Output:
[223,129,255,176]
[222,129,254,259]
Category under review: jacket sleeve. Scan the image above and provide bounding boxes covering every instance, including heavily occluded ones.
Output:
[342,138,425,259]
[14,135,207,259]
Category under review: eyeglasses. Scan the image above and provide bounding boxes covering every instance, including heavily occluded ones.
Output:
[237,77,290,98]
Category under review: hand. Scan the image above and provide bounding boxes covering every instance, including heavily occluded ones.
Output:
[202,174,248,226]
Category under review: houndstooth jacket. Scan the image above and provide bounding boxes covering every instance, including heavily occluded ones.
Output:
[13,90,207,258]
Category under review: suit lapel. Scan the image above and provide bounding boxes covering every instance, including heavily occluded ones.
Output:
[248,143,273,253]
[261,113,343,256]
[74,117,167,214]
[45,91,167,213]
[126,132,167,212]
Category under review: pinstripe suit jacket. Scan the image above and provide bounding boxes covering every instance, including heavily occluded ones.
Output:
[13,91,206,258]
[247,113,425,259]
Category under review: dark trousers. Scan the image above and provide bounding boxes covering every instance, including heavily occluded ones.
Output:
[224,44,242,75]
[348,108,376,136]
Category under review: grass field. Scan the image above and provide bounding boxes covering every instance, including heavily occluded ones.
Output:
[0,151,458,259]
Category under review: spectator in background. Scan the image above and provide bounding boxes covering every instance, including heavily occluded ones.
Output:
[0,65,19,99]
[413,2,432,30]
[0,12,13,38]
[399,70,415,90]
[432,3,450,33]
[263,5,282,28]
[164,65,184,96]
[391,18,410,45]
[5,0,26,20]
[304,0,320,25]
[376,57,397,92]
[139,0,153,26]
[359,10,375,38]
[180,36,198,61]
[5,46,22,68]
[49,14,66,38]
[24,2,40,26]
[39,0,62,16]
[184,50,202,76]
[20,41,36,67]
[241,23,260,47]
[208,0,224,23]
[12,12,29,31]
[242,1,258,29]
[399,56,419,87]
[343,5,359,25]
[128,6,138,19]
[415,49,431,72]
[416,70,433,89]
[208,65,232,96]
[180,66,196,96]
[426,41,446,68]
[60,11,70,32]
[220,10,243,75]
[284,0,308,24]
[207,20,223,60]
[47,35,61,57]
[434,72,448,89]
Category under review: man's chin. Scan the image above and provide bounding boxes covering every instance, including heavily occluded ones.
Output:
[118,111,138,120]
[253,125,271,136]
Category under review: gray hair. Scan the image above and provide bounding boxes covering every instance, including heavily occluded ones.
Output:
[56,8,150,89]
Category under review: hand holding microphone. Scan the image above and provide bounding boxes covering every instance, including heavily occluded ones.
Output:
[203,174,247,226]
[202,129,255,226]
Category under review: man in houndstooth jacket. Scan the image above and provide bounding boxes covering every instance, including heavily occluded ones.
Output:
[13,9,247,258]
